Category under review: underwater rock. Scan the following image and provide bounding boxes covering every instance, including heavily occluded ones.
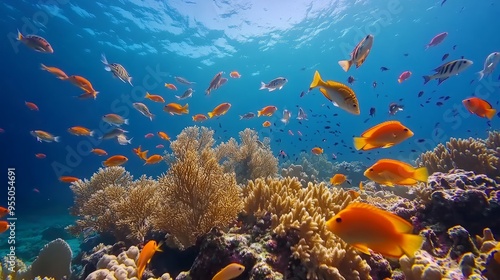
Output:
[24,238,73,279]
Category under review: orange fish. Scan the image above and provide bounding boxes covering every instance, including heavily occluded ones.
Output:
[398,71,412,83]
[102,155,128,167]
[59,176,79,183]
[164,103,189,115]
[68,126,95,137]
[311,147,323,155]
[144,154,163,165]
[348,190,360,199]
[77,92,98,100]
[40,64,68,79]
[212,263,245,280]
[208,103,231,118]
[364,159,429,187]
[257,106,277,117]
[25,101,39,111]
[326,202,423,258]
[65,75,99,96]
[353,121,414,151]
[30,130,60,143]
[330,174,347,186]
[229,71,241,78]
[262,121,271,127]
[133,146,148,161]
[137,240,163,279]
[192,114,208,122]
[462,97,496,120]
[157,132,171,141]
[35,153,46,159]
[165,83,178,90]
[0,221,9,234]
[91,148,108,156]
[0,207,9,218]
[145,92,165,103]
[359,181,364,192]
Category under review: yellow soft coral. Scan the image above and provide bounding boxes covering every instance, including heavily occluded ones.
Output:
[153,126,242,249]
[243,177,371,280]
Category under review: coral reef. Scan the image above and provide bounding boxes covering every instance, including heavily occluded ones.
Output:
[67,167,160,244]
[216,128,279,184]
[280,164,317,187]
[153,126,242,250]
[416,131,500,182]
[242,177,372,279]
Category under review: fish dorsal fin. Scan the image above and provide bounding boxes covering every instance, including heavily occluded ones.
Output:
[433,61,450,72]
[346,202,414,233]
[377,158,415,170]
[360,121,402,138]
[481,99,493,109]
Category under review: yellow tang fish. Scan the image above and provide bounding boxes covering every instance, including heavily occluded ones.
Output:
[326,202,423,259]
[309,71,360,115]
[364,159,429,187]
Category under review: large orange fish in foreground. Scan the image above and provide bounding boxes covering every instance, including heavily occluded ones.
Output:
[364,159,429,187]
[326,202,423,258]
[353,121,414,151]
[212,263,245,280]
[208,103,231,118]
[462,97,496,120]
[137,240,163,279]
[338,34,374,72]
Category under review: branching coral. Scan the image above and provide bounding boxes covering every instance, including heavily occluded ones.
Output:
[280,164,317,187]
[243,177,371,279]
[216,128,278,184]
[416,131,500,182]
[153,126,243,250]
[67,167,160,244]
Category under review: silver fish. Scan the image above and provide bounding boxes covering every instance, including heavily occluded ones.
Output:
[281,109,291,124]
[133,102,154,121]
[296,107,308,120]
[423,59,473,85]
[478,52,500,81]
[102,128,128,140]
[175,76,195,85]
[116,134,133,145]
[101,54,133,86]
[259,77,288,91]
[176,88,194,100]
[239,112,256,120]
[206,72,223,95]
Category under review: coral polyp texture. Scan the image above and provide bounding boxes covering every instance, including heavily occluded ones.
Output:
[417,131,500,182]
[216,128,279,184]
[152,126,243,249]
[242,177,371,279]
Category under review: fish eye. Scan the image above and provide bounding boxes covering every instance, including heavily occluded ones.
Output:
[467,99,471,103]
[353,104,357,107]
[369,168,374,172]
[238,267,243,271]
[335,217,342,223]
[403,128,408,131]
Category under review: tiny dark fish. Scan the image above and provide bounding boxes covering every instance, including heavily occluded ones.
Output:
[417,139,425,143]
[441,0,446,6]
[418,91,424,97]
[388,102,404,115]
[369,107,376,117]
[487,121,491,127]
[436,102,444,106]
[403,53,409,57]
[441,53,449,61]
[372,81,377,88]
[324,126,331,129]
[497,112,500,118]
[300,91,306,97]
[470,80,475,85]
[333,114,338,116]
[347,76,356,84]
[444,96,450,100]
[453,45,457,50]
[380,67,389,71]
[364,118,370,123]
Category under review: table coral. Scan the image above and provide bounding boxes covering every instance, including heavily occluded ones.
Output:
[416,131,500,182]
[152,126,242,250]
[243,177,372,279]
[216,128,278,184]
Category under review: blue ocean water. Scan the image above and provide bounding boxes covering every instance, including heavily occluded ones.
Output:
[0,0,499,218]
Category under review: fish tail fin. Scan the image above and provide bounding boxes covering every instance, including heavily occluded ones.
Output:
[208,112,214,118]
[124,119,129,125]
[486,108,497,120]
[53,136,61,143]
[353,137,366,151]
[128,137,133,144]
[40,63,47,70]
[175,95,181,100]
[477,70,484,81]
[101,161,107,168]
[257,110,262,117]
[128,77,133,86]
[259,82,267,90]
[309,70,323,90]
[145,92,151,98]
[398,78,402,83]
[338,60,352,72]
[413,167,429,183]
[183,103,189,114]
[422,75,431,85]
[100,53,108,64]
[400,233,424,258]
[17,29,23,41]
[89,131,95,137]
[239,115,243,120]
[149,114,154,121]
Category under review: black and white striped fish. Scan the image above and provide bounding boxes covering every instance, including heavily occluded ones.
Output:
[423,59,473,85]
[101,54,133,86]
[259,77,288,91]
